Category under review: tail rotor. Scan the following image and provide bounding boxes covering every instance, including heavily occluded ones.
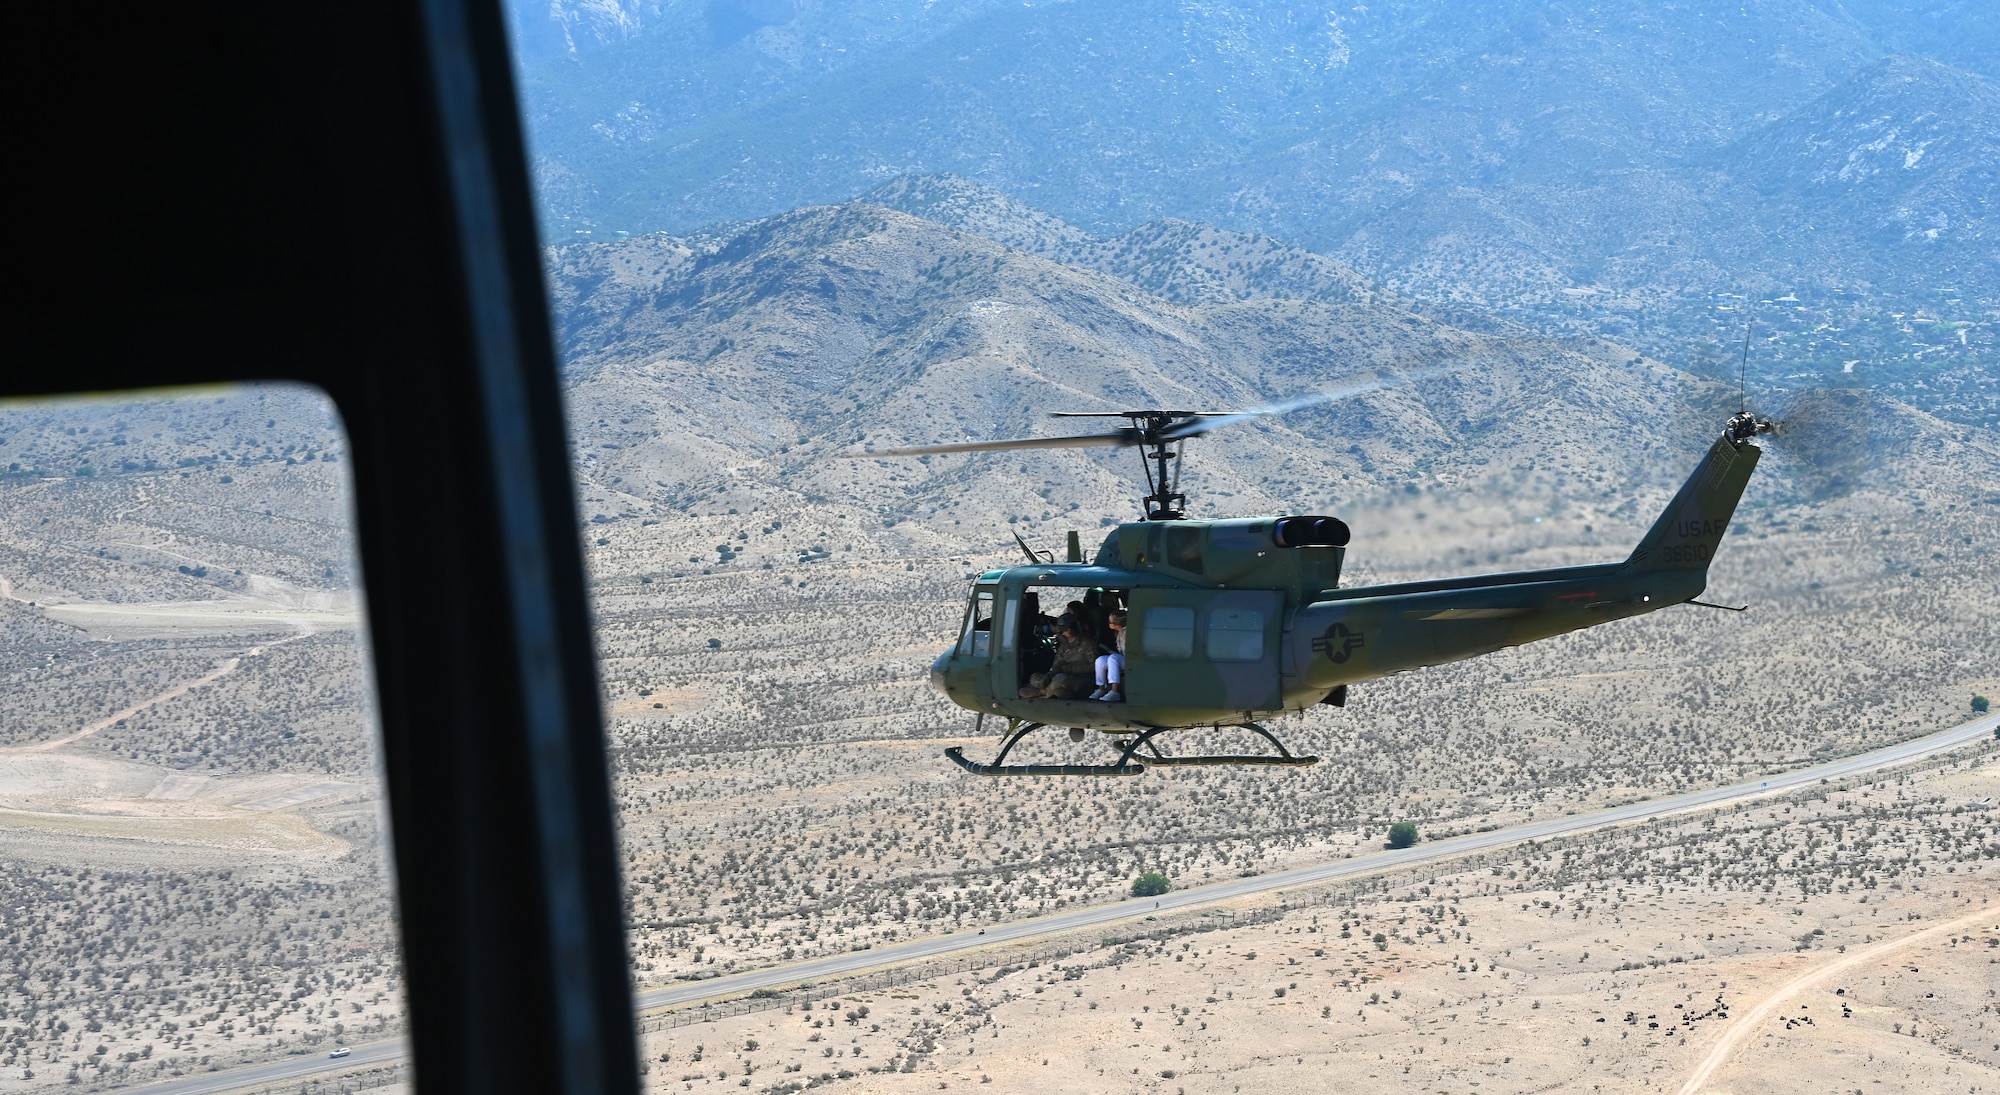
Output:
[1683,333,1880,502]
[1758,384,1881,500]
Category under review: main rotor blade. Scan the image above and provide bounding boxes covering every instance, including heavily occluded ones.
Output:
[1158,368,1447,441]
[1046,410,1235,418]
[854,365,1452,458]
[852,431,1134,457]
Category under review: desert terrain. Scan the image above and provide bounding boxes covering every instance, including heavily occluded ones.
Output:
[635,756,1998,1095]
[0,393,399,1092]
[1,193,1995,1093]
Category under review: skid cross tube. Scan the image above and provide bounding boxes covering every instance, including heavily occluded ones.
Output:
[946,720,1317,776]
[946,719,1147,776]
[1129,723,1319,768]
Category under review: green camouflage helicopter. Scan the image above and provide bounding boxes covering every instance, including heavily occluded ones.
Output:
[870,384,1778,776]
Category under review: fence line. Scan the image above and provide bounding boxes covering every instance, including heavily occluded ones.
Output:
[220,1061,412,1095]
[636,904,1291,1033]
[638,873,1453,1033]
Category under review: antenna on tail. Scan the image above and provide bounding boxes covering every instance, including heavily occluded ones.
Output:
[1738,324,1753,415]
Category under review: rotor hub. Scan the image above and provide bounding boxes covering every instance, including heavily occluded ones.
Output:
[1722,410,1774,448]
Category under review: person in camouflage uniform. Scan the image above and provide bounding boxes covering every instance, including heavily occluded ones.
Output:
[1020,617,1097,700]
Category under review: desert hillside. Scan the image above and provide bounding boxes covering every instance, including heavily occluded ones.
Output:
[0,195,1993,1092]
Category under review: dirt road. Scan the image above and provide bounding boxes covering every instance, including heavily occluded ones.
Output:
[1676,902,2000,1095]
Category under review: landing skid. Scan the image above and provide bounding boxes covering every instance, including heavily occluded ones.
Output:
[946,720,1319,777]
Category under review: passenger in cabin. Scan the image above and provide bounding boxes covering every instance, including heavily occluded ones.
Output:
[1020,605,1055,681]
[1063,600,1096,644]
[1019,620,1097,700]
[1097,590,1126,633]
[1091,610,1126,702]
[1050,620,1098,696]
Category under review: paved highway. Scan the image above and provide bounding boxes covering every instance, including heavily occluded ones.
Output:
[130,1039,406,1095]
[131,712,1995,1093]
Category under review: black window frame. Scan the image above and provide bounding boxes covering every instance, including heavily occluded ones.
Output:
[18,1,639,1091]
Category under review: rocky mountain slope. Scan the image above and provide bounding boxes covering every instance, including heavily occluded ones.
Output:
[1726,56,1998,280]
[511,0,1997,439]
[514,0,1995,305]
[545,190,1994,557]
[861,174,1377,308]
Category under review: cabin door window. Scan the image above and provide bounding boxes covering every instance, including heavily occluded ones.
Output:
[1201,592,1283,709]
[1140,606,1196,659]
[1206,608,1265,662]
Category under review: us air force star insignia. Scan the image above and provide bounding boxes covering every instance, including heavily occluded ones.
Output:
[1312,622,1365,664]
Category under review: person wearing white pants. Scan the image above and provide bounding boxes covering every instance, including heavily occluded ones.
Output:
[1091,611,1127,702]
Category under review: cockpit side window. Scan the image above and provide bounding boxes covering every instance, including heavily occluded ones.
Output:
[1167,525,1204,573]
[960,588,996,658]
[1000,593,1019,653]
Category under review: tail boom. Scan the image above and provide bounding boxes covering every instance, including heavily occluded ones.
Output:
[1285,431,1764,697]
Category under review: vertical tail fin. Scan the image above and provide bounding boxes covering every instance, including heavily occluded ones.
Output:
[1625,434,1762,574]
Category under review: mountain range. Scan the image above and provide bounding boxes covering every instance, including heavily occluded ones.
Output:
[512,0,1997,317]
[545,183,1996,558]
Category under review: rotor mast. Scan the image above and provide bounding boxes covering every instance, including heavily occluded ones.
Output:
[1046,409,1215,520]
[1134,412,1188,520]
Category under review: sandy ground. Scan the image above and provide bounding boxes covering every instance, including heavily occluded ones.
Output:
[0,747,362,870]
[4,385,1994,1095]
[0,597,395,1093]
[637,760,2000,1095]
[639,890,1999,1095]
[36,601,354,641]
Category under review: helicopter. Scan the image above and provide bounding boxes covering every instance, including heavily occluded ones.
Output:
[864,380,1780,776]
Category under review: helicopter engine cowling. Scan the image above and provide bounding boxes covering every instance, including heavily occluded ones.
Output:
[1274,515,1350,548]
